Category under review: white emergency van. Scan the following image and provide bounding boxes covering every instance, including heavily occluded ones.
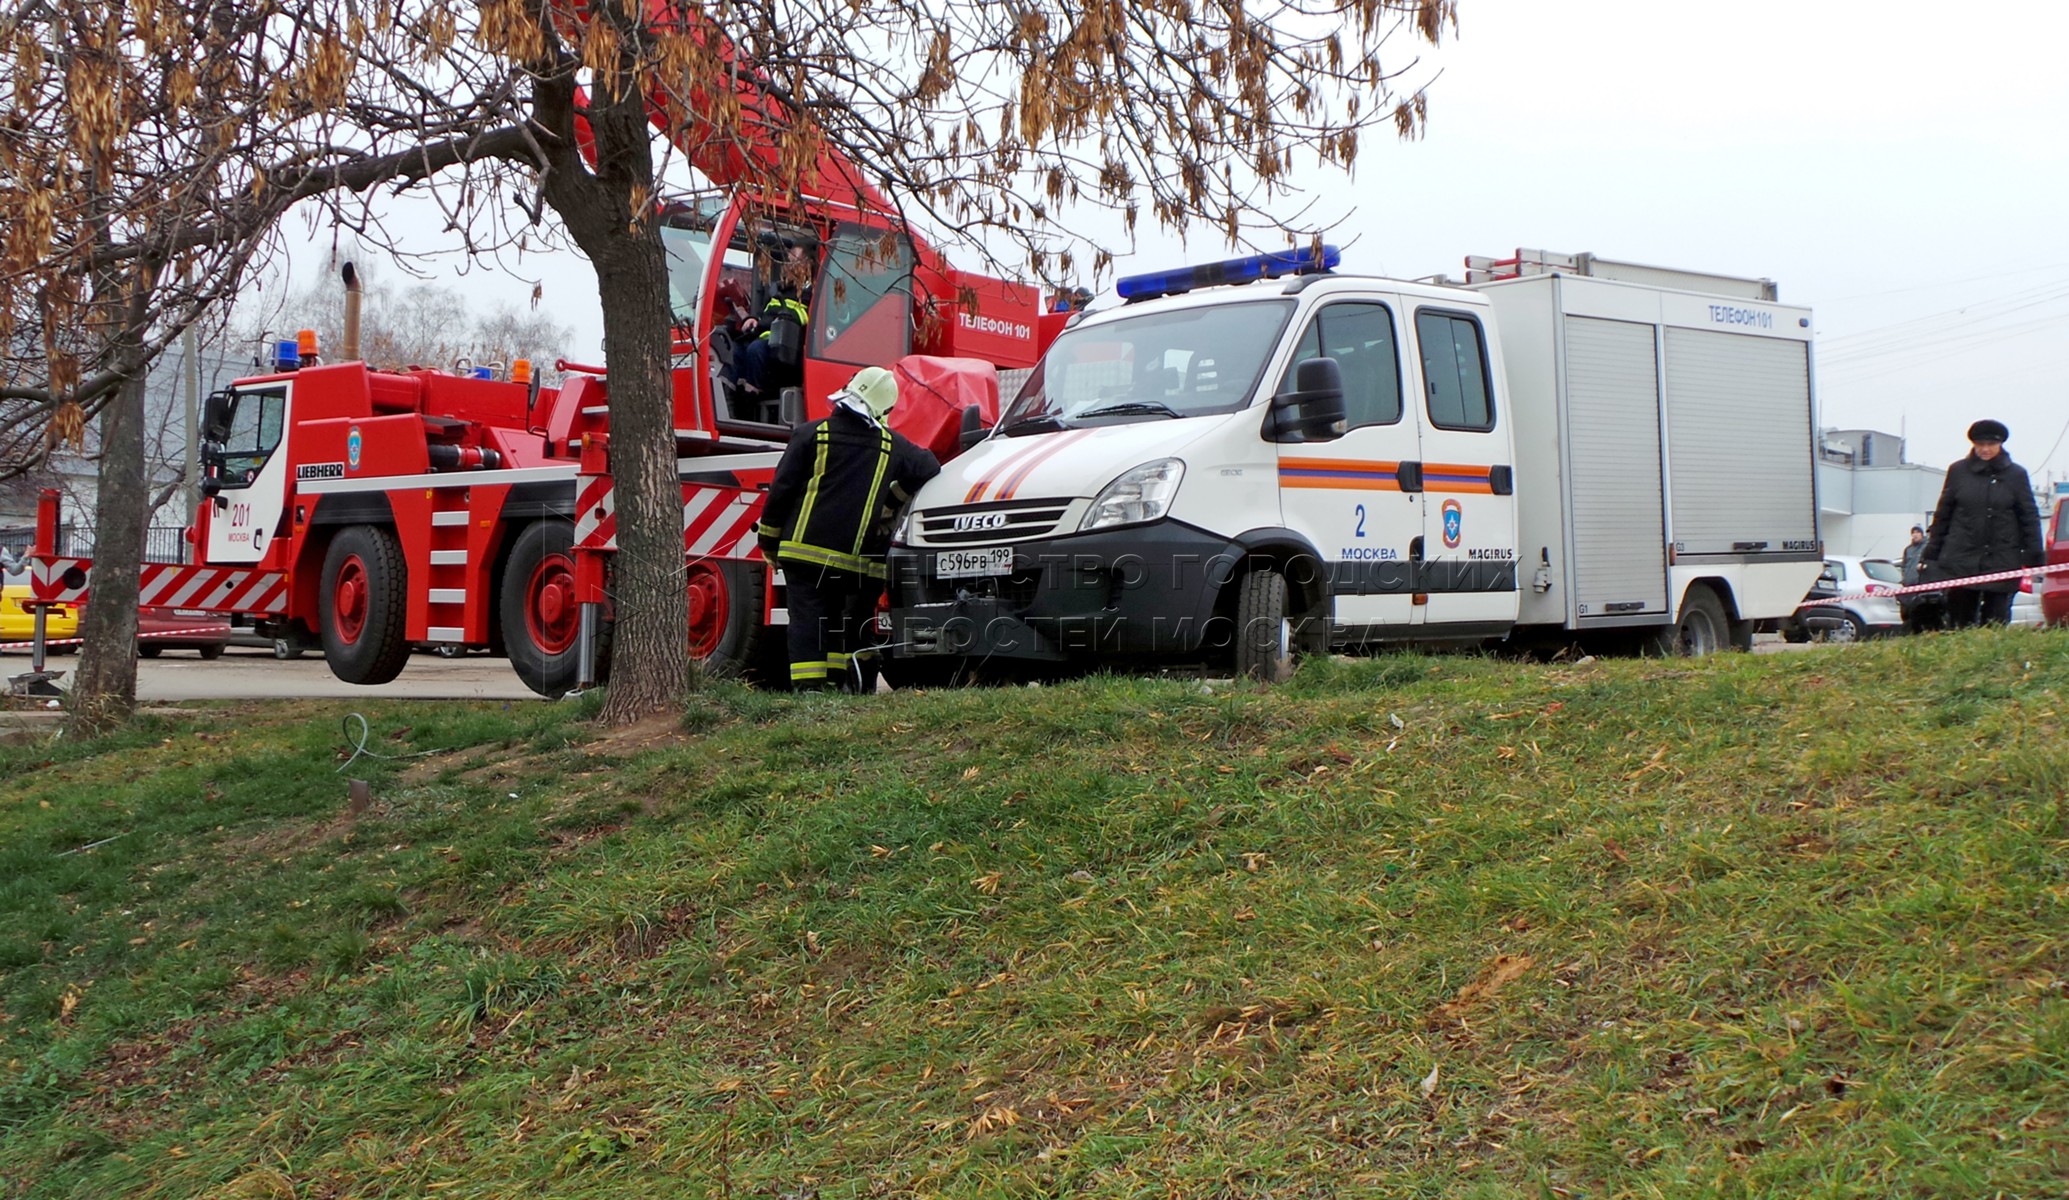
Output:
[885,247,1822,682]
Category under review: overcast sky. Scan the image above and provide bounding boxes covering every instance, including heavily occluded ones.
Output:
[284,1,2068,481]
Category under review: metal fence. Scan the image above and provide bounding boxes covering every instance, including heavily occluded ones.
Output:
[145,526,188,563]
[0,525,191,564]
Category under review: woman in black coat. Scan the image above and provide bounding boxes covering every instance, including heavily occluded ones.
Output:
[1920,419,2044,627]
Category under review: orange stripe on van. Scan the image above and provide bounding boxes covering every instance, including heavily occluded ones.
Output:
[1276,458,1403,491]
[963,439,1054,503]
[1422,462,1496,495]
[996,431,1091,500]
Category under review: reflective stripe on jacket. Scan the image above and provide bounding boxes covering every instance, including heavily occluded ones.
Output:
[757,406,941,579]
[758,296,809,338]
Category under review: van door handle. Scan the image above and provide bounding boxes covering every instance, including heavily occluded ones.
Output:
[1395,461,1424,493]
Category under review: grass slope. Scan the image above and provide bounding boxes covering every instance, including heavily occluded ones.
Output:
[2,633,2066,1198]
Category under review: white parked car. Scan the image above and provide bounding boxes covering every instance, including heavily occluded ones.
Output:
[1780,555,1907,643]
[2012,575,2043,627]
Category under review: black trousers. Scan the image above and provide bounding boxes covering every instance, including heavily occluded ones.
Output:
[1944,587,2014,628]
[784,563,878,690]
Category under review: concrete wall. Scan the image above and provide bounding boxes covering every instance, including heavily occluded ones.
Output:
[1817,429,1945,560]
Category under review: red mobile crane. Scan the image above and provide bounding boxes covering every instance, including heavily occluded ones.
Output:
[24,13,1061,697]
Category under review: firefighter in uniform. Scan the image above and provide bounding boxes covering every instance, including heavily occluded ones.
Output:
[757,366,940,690]
[733,241,812,399]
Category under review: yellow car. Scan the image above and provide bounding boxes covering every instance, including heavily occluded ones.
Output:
[1,567,80,648]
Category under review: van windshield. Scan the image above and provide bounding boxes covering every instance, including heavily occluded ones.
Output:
[998,300,1294,434]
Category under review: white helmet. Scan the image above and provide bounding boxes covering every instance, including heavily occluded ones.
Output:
[837,366,899,418]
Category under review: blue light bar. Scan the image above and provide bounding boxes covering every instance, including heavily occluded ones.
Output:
[1116,245,1341,301]
[273,339,300,371]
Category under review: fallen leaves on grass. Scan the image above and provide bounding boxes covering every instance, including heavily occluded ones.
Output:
[968,1104,1020,1138]
[1428,954,1535,1027]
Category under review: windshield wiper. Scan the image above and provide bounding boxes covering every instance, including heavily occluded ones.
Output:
[997,413,1069,435]
[1075,400,1183,420]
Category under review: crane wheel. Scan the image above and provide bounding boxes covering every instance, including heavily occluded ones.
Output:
[320,525,412,685]
[500,520,599,699]
[686,559,763,678]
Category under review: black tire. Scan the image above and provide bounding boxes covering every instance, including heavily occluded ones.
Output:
[138,644,162,659]
[1234,568,1294,683]
[686,559,763,678]
[1823,611,1868,645]
[197,643,224,661]
[501,520,585,699]
[1782,623,1811,645]
[1648,583,1730,657]
[319,525,412,685]
[273,637,305,660]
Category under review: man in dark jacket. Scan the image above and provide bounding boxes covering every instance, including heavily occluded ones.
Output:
[757,366,941,690]
[1920,419,2044,627]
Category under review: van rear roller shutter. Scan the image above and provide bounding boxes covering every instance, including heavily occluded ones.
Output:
[1565,317,1667,616]
[1663,329,1815,555]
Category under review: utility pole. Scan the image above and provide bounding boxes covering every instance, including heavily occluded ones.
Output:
[181,318,200,540]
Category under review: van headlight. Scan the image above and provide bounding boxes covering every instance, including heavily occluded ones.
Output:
[1080,459,1185,531]
[891,509,913,546]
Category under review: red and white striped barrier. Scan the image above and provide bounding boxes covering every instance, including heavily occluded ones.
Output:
[137,564,288,614]
[572,479,764,561]
[682,484,763,561]
[575,474,617,550]
[0,625,227,653]
[29,557,91,604]
[1801,561,2069,606]
[25,559,287,614]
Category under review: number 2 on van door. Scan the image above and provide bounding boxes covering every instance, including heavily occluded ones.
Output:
[1353,504,1367,538]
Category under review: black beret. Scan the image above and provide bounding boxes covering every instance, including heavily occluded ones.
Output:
[1967,419,2009,443]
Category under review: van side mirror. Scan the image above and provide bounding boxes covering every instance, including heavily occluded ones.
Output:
[201,389,235,443]
[958,403,988,452]
[1268,357,1348,443]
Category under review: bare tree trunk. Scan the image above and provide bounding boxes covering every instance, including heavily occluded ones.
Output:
[533,38,693,724]
[66,368,145,738]
[592,232,692,721]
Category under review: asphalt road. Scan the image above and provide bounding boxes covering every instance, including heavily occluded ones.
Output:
[0,635,1832,705]
[3,647,542,702]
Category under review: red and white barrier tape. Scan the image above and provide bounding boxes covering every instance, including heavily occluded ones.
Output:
[0,625,226,653]
[1801,561,2069,607]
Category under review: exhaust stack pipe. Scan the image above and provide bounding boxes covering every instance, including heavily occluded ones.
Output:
[341,261,362,361]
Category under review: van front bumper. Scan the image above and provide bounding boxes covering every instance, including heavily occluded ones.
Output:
[886,521,1247,663]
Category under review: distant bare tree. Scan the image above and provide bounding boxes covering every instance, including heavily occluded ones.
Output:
[242,264,575,378]
[0,0,532,733]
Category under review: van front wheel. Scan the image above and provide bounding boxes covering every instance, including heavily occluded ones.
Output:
[1234,568,1295,683]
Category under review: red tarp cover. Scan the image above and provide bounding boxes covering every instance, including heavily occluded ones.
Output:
[886,356,1001,462]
